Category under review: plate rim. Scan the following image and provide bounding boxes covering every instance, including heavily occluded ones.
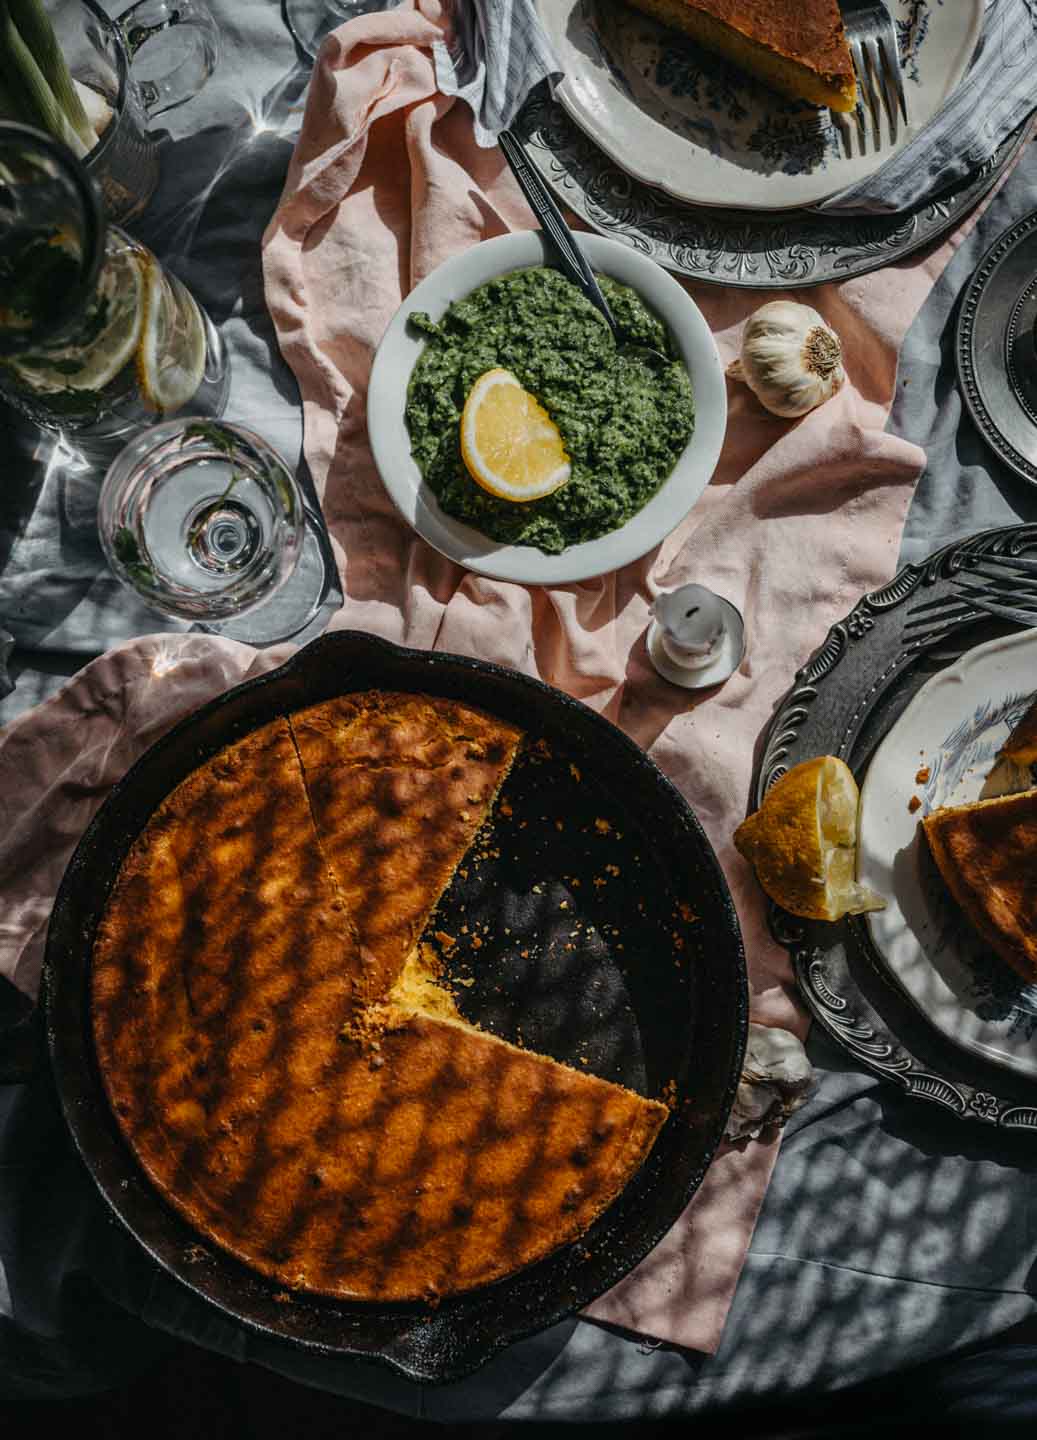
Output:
[512,89,1033,290]
[956,205,1037,488]
[857,626,1037,1079]
[538,0,984,212]
[750,523,1037,1127]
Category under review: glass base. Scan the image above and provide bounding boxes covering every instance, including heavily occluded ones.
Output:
[195,504,342,646]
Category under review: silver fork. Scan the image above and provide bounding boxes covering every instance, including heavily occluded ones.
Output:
[902,556,1037,646]
[833,1,909,158]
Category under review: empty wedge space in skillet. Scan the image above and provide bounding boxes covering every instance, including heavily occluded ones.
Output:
[91,695,669,1303]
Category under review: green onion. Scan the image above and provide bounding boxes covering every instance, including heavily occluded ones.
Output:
[0,0,91,156]
[7,0,97,150]
[0,69,22,122]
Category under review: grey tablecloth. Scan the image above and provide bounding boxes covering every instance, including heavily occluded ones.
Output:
[1,0,1036,1418]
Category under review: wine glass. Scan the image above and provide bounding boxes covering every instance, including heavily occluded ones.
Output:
[283,0,399,63]
[98,417,305,624]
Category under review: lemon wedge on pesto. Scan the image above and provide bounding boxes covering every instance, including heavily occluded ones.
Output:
[460,367,570,503]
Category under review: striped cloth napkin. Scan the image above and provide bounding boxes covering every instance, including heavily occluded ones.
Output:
[438,0,1037,214]
[432,0,561,146]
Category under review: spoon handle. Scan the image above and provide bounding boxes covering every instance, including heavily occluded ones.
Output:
[498,129,620,341]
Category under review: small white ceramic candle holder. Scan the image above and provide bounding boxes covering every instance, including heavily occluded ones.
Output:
[647,583,746,690]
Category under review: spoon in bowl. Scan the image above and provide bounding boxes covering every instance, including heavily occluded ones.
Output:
[497,129,672,368]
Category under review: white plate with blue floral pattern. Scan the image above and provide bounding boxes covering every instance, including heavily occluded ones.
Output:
[857,629,1037,1080]
[538,0,983,211]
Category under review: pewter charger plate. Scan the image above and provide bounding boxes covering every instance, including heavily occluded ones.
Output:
[957,206,1037,487]
[512,90,1031,289]
[753,524,1037,1128]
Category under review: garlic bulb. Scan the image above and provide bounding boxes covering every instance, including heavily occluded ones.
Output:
[723,1023,815,1143]
[728,301,845,418]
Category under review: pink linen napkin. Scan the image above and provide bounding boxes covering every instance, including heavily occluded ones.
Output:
[0,1,1022,1359]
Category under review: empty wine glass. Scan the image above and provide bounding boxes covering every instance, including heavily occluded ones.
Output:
[98,417,305,623]
[284,0,399,62]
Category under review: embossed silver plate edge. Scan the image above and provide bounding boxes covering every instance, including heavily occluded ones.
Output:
[756,524,1037,1128]
[513,92,1032,291]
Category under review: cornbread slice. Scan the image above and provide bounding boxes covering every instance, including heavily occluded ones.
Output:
[922,789,1037,984]
[980,696,1037,799]
[92,718,368,1252]
[621,0,858,112]
[289,691,521,999]
[196,995,666,1302]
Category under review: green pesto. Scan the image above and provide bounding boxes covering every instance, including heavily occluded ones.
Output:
[404,267,695,555]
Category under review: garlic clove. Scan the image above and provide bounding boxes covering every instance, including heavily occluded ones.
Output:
[723,1023,815,1143]
[730,300,845,420]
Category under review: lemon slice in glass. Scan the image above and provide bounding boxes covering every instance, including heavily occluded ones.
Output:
[9,244,143,395]
[734,755,886,922]
[136,256,207,415]
[460,368,571,503]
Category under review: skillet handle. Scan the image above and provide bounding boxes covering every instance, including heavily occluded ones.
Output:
[0,977,41,1085]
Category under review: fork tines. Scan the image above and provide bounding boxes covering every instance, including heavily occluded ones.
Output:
[835,3,909,158]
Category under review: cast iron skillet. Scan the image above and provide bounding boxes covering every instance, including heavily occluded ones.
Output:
[30,631,748,1382]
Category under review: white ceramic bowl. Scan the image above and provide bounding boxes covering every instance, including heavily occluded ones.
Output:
[367,232,727,586]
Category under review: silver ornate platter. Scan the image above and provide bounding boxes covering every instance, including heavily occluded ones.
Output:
[753,524,1037,1129]
[512,88,1031,290]
[957,207,1037,486]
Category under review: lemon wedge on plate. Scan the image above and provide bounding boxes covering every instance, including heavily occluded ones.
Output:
[734,755,885,922]
[460,368,571,503]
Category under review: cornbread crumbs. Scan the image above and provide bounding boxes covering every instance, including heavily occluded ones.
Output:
[915,766,930,784]
[499,799,513,817]
[908,795,921,813]
[594,818,611,834]
[569,763,581,781]
[678,902,699,923]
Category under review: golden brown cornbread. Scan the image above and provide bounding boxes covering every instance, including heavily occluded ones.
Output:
[289,691,522,1000]
[91,695,668,1301]
[981,696,1037,799]
[1002,698,1037,766]
[922,789,1037,984]
[621,0,858,111]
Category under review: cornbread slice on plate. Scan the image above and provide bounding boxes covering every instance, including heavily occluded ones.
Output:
[92,694,668,1302]
[980,695,1037,799]
[621,0,858,112]
[922,788,1037,985]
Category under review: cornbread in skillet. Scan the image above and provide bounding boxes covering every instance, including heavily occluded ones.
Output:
[620,0,858,112]
[91,694,668,1301]
[922,789,1037,984]
[289,691,523,999]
